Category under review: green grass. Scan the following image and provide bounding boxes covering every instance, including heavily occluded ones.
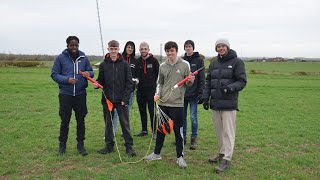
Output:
[1,62,320,179]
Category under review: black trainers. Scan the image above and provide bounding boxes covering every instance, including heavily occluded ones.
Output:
[97,146,114,154]
[215,159,231,173]
[126,147,136,157]
[58,142,66,156]
[208,153,224,164]
[77,141,88,156]
[134,131,148,137]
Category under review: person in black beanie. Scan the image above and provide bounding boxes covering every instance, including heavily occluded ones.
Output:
[203,38,247,173]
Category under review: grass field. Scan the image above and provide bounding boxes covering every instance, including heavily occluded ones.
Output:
[0,62,320,179]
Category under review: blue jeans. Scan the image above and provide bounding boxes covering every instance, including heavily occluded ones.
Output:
[183,99,198,138]
[112,92,134,133]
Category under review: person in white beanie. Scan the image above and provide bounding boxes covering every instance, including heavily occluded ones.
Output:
[202,38,247,173]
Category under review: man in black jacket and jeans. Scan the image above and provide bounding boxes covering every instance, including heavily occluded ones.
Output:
[135,42,159,138]
[203,38,247,173]
[182,40,205,150]
[94,40,136,157]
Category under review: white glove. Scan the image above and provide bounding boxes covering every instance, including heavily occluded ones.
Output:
[132,78,139,85]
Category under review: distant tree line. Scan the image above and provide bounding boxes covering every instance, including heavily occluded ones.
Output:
[0,53,103,62]
[0,53,210,62]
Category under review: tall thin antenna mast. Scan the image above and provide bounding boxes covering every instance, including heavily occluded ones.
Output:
[96,0,104,56]
[160,43,163,62]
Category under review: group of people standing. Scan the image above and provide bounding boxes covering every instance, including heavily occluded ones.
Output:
[51,36,246,173]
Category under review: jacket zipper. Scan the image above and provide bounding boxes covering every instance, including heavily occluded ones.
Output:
[69,55,84,96]
[113,63,115,103]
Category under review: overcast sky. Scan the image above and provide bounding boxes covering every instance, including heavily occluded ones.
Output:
[0,0,319,58]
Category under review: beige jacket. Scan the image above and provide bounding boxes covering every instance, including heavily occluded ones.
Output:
[156,57,192,107]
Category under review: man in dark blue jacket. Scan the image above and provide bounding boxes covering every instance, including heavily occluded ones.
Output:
[51,36,94,156]
[182,40,205,150]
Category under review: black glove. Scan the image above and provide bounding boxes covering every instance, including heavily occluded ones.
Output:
[197,95,204,104]
[220,86,233,94]
[203,98,209,110]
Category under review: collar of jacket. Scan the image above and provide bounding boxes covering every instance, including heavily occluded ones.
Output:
[141,53,153,60]
[105,53,122,62]
[183,52,200,61]
[165,56,182,65]
[218,49,237,62]
[62,49,85,61]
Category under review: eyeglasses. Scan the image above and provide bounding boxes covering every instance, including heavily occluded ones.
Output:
[140,48,148,51]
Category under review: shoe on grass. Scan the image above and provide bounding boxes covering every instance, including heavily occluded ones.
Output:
[144,152,162,161]
[215,159,231,173]
[208,153,224,164]
[176,156,187,169]
[58,142,66,156]
[77,141,88,156]
[97,146,114,154]
[134,131,148,137]
[126,147,137,157]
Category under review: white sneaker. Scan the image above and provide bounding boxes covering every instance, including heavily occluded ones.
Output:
[144,152,162,161]
[176,156,187,168]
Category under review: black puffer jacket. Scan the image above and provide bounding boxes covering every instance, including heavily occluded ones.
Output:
[183,52,205,100]
[97,53,133,105]
[203,49,247,110]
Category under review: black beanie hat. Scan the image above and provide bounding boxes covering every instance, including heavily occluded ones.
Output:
[184,40,195,50]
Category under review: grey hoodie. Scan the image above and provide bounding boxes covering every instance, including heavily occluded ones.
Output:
[156,57,192,107]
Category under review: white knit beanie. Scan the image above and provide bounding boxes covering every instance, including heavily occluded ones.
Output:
[215,38,230,52]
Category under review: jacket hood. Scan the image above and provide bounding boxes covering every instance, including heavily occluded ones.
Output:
[104,53,123,62]
[183,52,200,61]
[122,41,136,59]
[165,56,183,65]
[218,49,237,62]
[141,53,153,60]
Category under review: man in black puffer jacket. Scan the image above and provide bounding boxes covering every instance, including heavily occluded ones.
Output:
[203,39,247,173]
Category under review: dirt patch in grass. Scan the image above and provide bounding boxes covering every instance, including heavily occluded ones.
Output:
[266,143,280,147]
[292,71,320,76]
[18,163,45,178]
[51,161,77,178]
[246,147,260,153]
[249,69,268,75]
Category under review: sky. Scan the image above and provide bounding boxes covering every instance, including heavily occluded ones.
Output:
[0,0,319,58]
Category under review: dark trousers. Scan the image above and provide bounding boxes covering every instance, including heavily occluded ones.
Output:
[102,102,133,148]
[137,90,156,132]
[154,105,184,158]
[58,93,87,143]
